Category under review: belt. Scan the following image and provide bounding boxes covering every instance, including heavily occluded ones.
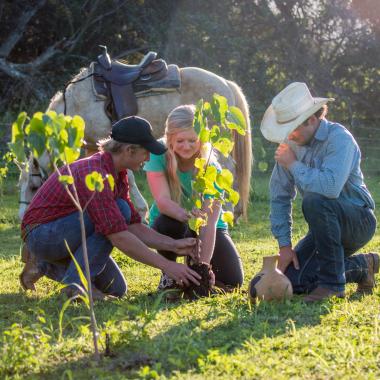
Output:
[21,223,41,241]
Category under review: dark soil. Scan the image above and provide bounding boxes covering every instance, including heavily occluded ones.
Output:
[184,262,213,299]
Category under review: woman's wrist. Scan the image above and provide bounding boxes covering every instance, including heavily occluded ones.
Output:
[176,208,189,223]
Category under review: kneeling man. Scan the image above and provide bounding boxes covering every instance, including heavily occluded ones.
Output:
[261,82,378,302]
[20,116,201,299]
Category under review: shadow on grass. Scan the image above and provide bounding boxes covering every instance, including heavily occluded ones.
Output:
[11,290,341,379]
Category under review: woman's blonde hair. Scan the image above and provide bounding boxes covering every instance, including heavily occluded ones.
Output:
[164,104,215,203]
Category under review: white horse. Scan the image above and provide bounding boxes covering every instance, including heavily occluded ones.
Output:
[18,66,252,220]
[18,156,46,220]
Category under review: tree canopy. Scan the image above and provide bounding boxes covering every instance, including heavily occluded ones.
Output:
[1,0,378,126]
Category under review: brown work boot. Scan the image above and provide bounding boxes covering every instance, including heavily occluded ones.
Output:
[20,245,43,291]
[356,253,379,294]
[303,286,345,303]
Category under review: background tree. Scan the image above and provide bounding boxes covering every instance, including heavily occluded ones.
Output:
[1,0,379,173]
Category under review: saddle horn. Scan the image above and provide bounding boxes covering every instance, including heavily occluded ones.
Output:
[98,45,112,70]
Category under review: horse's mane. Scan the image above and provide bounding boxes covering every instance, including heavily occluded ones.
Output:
[47,67,91,112]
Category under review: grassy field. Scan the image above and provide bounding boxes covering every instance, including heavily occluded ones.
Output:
[0,173,379,379]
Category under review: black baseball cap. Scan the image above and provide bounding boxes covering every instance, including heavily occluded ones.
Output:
[110,116,167,155]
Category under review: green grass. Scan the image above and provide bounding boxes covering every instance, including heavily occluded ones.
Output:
[0,173,379,379]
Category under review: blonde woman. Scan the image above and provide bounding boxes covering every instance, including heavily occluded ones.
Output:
[144,105,243,291]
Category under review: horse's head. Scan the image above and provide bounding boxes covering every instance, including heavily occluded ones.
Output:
[18,156,47,220]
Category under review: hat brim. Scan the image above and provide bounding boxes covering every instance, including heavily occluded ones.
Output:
[142,140,167,155]
[260,97,334,143]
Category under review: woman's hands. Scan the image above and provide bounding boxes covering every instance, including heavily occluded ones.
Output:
[172,238,201,262]
[176,208,192,223]
[176,207,206,223]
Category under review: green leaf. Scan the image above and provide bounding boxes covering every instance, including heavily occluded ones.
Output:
[181,195,193,211]
[199,127,210,143]
[194,157,206,174]
[9,112,27,163]
[106,174,115,191]
[203,185,218,196]
[64,145,81,164]
[188,216,207,235]
[213,138,234,157]
[216,169,233,190]
[65,240,88,291]
[67,115,85,149]
[203,101,211,115]
[25,115,47,158]
[85,171,104,192]
[204,165,217,183]
[193,99,205,135]
[227,188,240,206]
[58,175,74,185]
[45,110,57,120]
[221,211,234,227]
[193,177,206,193]
[211,94,228,124]
[210,125,220,144]
[28,133,46,158]
[258,161,268,172]
[11,112,27,143]
[0,166,8,178]
[227,106,247,135]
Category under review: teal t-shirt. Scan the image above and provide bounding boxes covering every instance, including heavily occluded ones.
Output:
[143,152,228,229]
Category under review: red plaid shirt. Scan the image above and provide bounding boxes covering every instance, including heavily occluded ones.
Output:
[22,152,141,237]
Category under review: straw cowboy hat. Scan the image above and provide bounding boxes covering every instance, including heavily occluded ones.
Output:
[260,82,334,143]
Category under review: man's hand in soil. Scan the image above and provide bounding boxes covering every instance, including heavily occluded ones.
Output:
[278,245,300,273]
[172,238,201,261]
[163,261,201,287]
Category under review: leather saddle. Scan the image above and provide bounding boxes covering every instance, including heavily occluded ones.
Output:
[92,46,179,120]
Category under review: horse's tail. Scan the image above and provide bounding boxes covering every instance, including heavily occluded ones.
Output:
[227,80,252,219]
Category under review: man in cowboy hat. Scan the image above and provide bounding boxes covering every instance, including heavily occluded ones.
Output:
[261,82,378,302]
[20,116,201,299]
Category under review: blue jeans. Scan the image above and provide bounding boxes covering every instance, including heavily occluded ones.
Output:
[26,199,131,297]
[285,193,377,293]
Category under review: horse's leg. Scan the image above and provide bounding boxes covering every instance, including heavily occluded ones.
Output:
[127,169,149,223]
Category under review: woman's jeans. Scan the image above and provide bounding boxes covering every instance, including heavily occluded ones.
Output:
[26,199,131,297]
[285,193,377,293]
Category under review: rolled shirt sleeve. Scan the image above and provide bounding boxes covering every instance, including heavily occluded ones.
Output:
[288,132,357,199]
[270,163,297,247]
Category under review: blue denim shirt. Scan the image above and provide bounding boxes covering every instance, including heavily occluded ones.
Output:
[269,119,375,247]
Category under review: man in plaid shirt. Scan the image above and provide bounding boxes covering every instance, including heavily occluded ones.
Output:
[20,116,201,299]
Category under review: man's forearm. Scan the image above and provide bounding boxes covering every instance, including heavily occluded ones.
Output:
[108,229,168,270]
[157,198,189,222]
[127,223,175,251]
